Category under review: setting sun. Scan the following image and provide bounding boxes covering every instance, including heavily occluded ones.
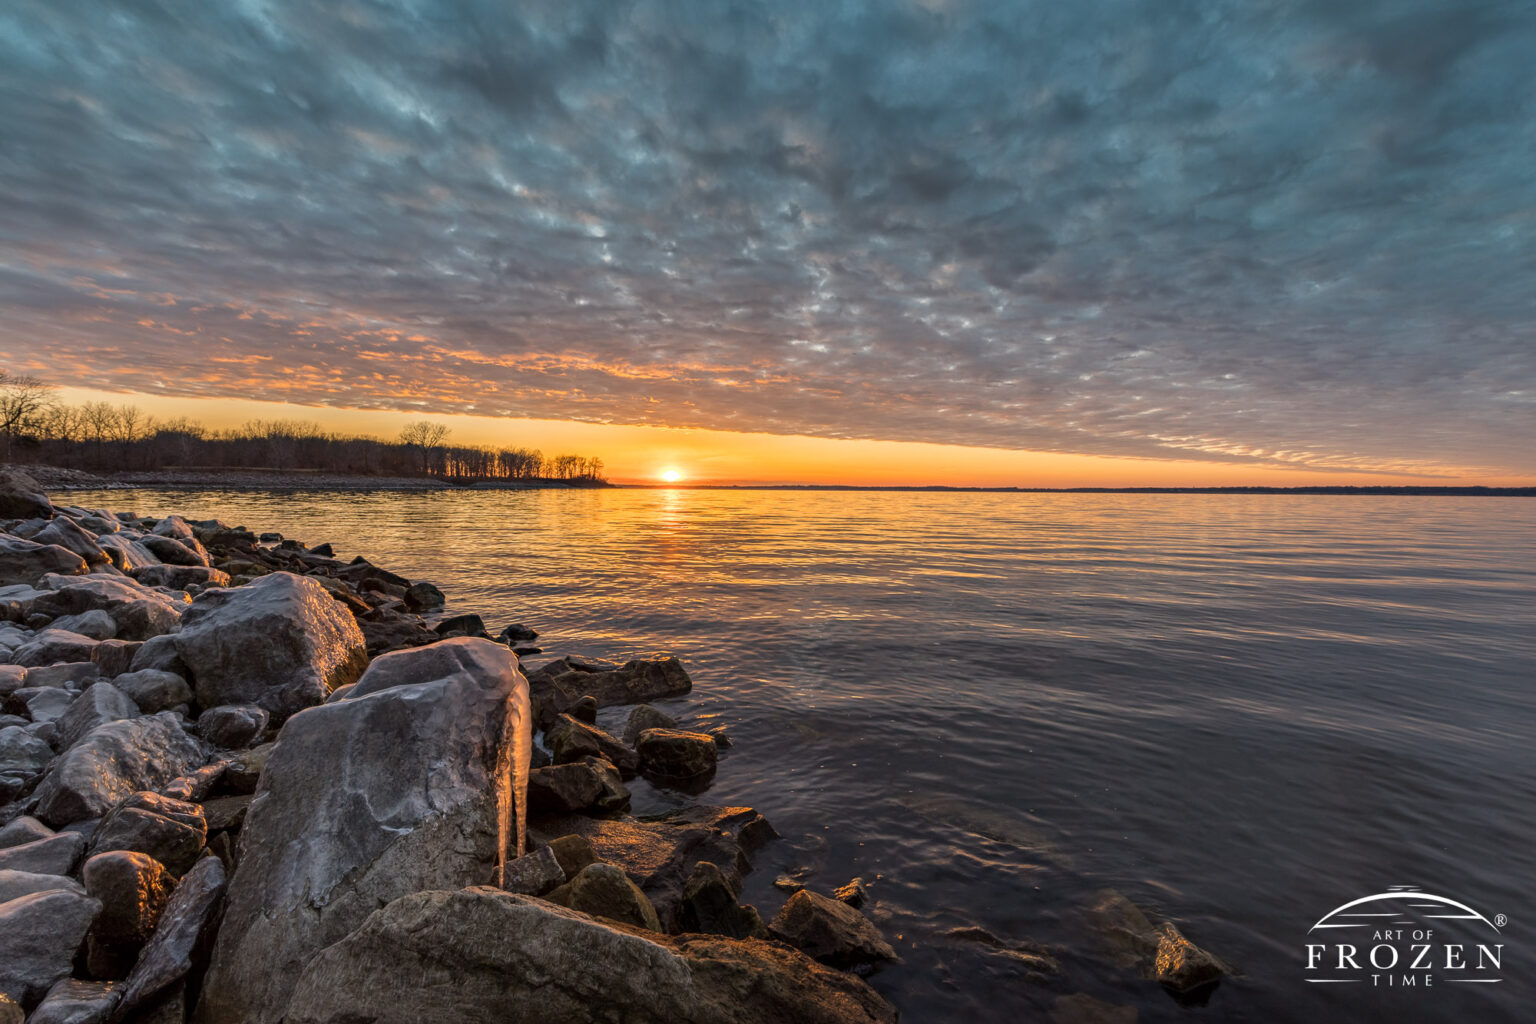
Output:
[660,468,684,483]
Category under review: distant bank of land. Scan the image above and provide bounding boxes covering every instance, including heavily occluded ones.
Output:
[621,484,1536,496]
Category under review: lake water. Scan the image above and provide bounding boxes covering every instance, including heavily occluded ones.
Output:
[68,488,1536,1022]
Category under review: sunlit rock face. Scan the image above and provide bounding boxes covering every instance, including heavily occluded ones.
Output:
[197,637,531,1024]
[172,572,368,721]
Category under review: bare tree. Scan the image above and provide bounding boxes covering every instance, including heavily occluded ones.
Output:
[399,420,451,475]
[0,371,56,457]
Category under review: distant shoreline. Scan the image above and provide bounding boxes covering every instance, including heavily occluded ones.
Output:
[26,466,1533,497]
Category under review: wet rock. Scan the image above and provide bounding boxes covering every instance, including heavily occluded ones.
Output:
[571,694,599,723]
[0,834,85,876]
[33,714,203,827]
[139,536,208,568]
[198,637,531,1024]
[0,869,85,902]
[201,795,252,833]
[622,703,678,745]
[0,469,52,520]
[834,877,869,908]
[545,714,639,777]
[30,575,186,643]
[499,845,565,896]
[547,834,597,880]
[95,535,160,575]
[0,538,84,588]
[89,640,142,680]
[113,670,193,716]
[159,763,227,803]
[768,890,898,970]
[89,793,206,876]
[0,817,52,851]
[1088,889,1160,965]
[196,705,269,750]
[114,856,225,1021]
[0,995,16,1024]
[636,728,718,784]
[8,688,72,729]
[131,565,231,591]
[1154,922,1228,993]
[0,726,51,777]
[497,623,539,643]
[48,610,117,641]
[82,851,176,978]
[173,572,368,721]
[678,861,767,939]
[943,926,1059,973]
[432,612,488,638]
[11,630,99,668]
[528,757,630,815]
[283,888,898,1024]
[547,862,663,931]
[53,683,139,752]
[527,656,693,728]
[401,581,444,612]
[774,875,806,894]
[28,978,120,1024]
[0,890,102,1008]
[356,615,440,657]
[0,667,26,698]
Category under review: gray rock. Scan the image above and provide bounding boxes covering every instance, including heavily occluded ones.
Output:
[53,683,139,752]
[196,705,268,750]
[28,519,108,568]
[159,762,227,803]
[94,534,160,575]
[220,742,273,796]
[0,889,101,1009]
[545,714,639,777]
[0,817,52,851]
[499,845,565,896]
[0,469,52,521]
[0,869,85,903]
[12,687,79,726]
[10,630,98,668]
[28,979,120,1024]
[401,581,443,612]
[547,862,663,931]
[89,792,206,877]
[32,714,204,826]
[114,856,224,1021]
[281,888,898,1024]
[570,694,599,723]
[636,727,718,783]
[622,703,678,745]
[527,656,693,729]
[198,637,532,1024]
[82,851,177,978]
[139,536,208,568]
[0,834,85,875]
[26,576,185,643]
[767,890,898,970]
[113,670,193,715]
[150,517,195,542]
[173,572,368,721]
[0,666,26,697]
[0,727,51,777]
[201,794,251,833]
[48,610,116,641]
[126,636,188,678]
[131,565,230,590]
[88,640,141,680]
[0,538,84,588]
[21,662,99,690]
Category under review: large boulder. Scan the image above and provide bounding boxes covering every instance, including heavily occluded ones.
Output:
[32,714,204,826]
[197,637,531,1024]
[0,469,51,520]
[0,538,85,588]
[173,572,368,720]
[282,888,897,1024]
[0,889,101,1010]
[527,656,693,728]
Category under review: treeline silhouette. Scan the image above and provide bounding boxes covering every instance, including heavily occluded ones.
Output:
[0,373,604,483]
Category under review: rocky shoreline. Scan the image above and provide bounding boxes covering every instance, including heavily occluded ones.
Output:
[0,466,902,1024]
[24,465,615,494]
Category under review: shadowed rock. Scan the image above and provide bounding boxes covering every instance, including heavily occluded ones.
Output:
[545,714,639,777]
[0,539,84,587]
[29,979,119,1024]
[196,706,268,750]
[0,889,101,1009]
[89,793,206,877]
[197,637,531,1024]
[0,834,86,876]
[0,469,53,520]
[82,851,176,978]
[0,870,85,903]
[281,888,897,1024]
[115,856,225,1022]
[53,684,139,752]
[546,862,662,931]
[768,890,898,970]
[527,656,692,728]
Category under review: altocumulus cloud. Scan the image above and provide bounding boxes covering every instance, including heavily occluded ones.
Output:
[1,0,1533,475]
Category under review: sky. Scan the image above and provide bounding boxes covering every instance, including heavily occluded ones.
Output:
[2,0,1534,485]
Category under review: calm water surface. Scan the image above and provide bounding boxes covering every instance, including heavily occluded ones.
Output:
[70,489,1536,1022]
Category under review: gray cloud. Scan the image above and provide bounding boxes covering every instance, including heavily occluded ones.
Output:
[1,0,1532,475]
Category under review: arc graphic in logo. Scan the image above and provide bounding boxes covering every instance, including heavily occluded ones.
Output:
[1305,886,1505,988]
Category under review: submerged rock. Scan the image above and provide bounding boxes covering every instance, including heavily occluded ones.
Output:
[527,656,693,728]
[198,637,531,1024]
[1154,922,1229,993]
[636,727,718,784]
[767,889,898,970]
[282,888,898,1024]
[173,572,368,721]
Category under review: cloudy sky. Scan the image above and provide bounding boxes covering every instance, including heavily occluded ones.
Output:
[2,0,1533,481]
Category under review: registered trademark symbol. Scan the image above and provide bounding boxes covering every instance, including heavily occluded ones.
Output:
[1496,914,1508,927]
